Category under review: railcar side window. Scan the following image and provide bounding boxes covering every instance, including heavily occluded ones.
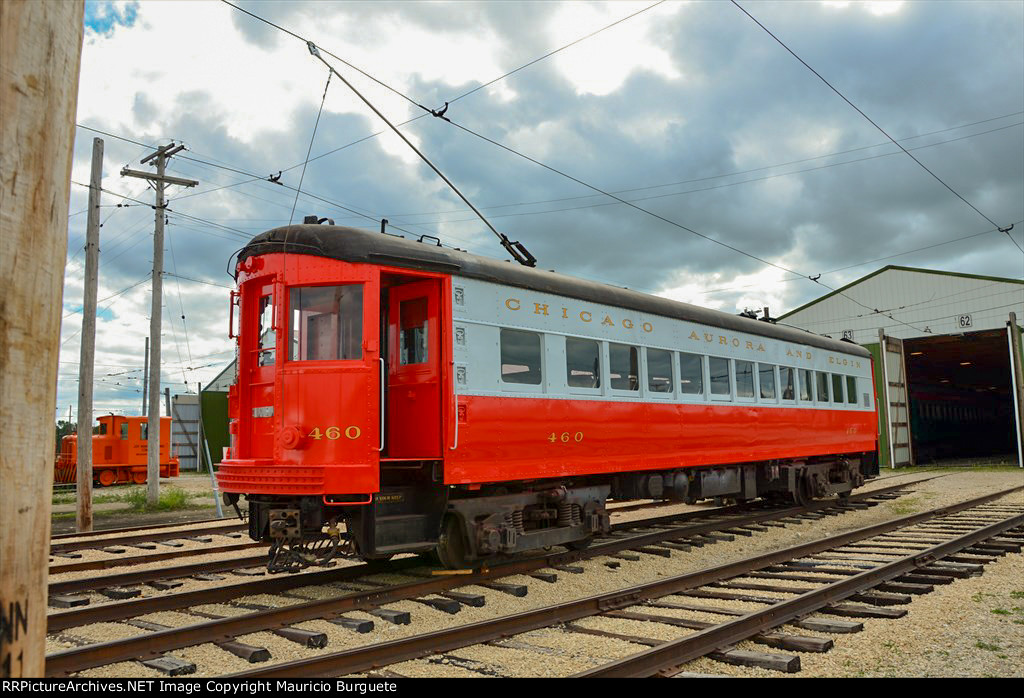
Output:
[846,376,858,405]
[500,329,542,385]
[816,371,830,403]
[735,360,754,398]
[709,357,731,396]
[566,338,601,389]
[120,423,128,440]
[646,348,673,393]
[679,352,704,395]
[289,285,363,361]
[780,367,795,400]
[758,363,777,400]
[799,369,813,402]
[140,422,148,440]
[831,374,844,403]
[609,343,639,391]
[258,294,276,366]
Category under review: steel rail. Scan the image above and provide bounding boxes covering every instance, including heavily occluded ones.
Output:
[219,485,1022,678]
[45,481,914,635]
[51,522,245,554]
[49,541,264,575]
[580,512,1024,677]
[51,515,234,541]
[49,552,270,595]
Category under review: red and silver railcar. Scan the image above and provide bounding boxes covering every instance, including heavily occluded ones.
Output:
[217,223,878,570]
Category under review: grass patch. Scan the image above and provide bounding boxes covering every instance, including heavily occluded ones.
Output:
[975,641,1001,651]
[121,487,193,513]
[888,496,921,515]
[1010,591,1024,599]
[991,608,1011,616]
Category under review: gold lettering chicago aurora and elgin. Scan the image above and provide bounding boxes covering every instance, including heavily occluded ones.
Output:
[504,297,860,368]
[504,297,654,333]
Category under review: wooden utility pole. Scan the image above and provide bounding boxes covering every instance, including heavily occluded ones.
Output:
[142,336,149,415]
[76,137,103,533]
[0,0,84,677]
[121,146,197,504]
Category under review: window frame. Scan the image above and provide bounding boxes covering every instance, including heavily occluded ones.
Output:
[677,351,705,400]
[644,347,675,399]
[498,328,544,392]
[708,356,733,401]
[758,363,778,403]
[286,283,365,363]
[607,341,641,395]
[734,359,756,402]
[779,366,796,404]
[565,336,603,396]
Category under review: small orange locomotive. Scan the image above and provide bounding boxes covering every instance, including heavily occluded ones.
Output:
[55,415,180,486]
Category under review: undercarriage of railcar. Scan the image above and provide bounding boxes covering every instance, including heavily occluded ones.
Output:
[238,453,872,572]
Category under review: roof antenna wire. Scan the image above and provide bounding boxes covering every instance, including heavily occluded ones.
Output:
[305,41,537,267]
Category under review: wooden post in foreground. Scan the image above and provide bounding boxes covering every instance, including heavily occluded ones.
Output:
[0,0,84,677]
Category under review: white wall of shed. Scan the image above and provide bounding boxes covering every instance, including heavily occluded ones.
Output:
[783,269,1023,343]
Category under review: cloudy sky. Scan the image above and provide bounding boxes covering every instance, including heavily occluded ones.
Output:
[60,0,1024,419]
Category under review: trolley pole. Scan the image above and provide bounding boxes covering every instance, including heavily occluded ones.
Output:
[76,137,103,532]
[0,0,84,677]
[121,146,197,505]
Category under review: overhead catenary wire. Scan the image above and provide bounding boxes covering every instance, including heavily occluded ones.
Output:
[305,41,537,266]
[730,0,1022,257]
[221,4,938,333]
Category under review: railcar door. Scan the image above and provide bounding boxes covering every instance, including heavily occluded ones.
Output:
[242,280,278,459]
[386,279,442,458]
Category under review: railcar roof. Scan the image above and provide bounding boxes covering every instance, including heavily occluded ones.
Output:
[238,224,870,358]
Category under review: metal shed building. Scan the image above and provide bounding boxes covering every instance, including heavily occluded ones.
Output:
[778,265,1024,468]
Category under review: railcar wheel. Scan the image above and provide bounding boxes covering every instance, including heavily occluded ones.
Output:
[98,470,115,487]
[436,514,468,569]
[791,472,813,507]
[133,472,146,485]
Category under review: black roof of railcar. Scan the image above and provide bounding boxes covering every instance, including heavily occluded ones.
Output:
[238,225,870,358]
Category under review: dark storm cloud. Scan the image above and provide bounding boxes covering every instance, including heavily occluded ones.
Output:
[62,0,1024,416]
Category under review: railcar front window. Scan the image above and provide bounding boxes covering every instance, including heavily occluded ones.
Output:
[847,376,858,404]
[646,348,673,393]
[759,364,777,400]
[120,423,128,440]
[289,285,363,361]
[609,343,639,391]
[500,329,542,385]
[140,422,148,440]
[566,338,600,389]
[735,360,754,398]
[780,367,795,400]
[679,352,704,395]
[710,357,730,396]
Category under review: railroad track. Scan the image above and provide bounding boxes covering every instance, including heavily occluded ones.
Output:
[51,515,235,541]
[228,486,1024,678]
[45,479,926,613]
[45,480,933,676]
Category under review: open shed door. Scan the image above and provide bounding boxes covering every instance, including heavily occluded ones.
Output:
[880,331,914,467]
